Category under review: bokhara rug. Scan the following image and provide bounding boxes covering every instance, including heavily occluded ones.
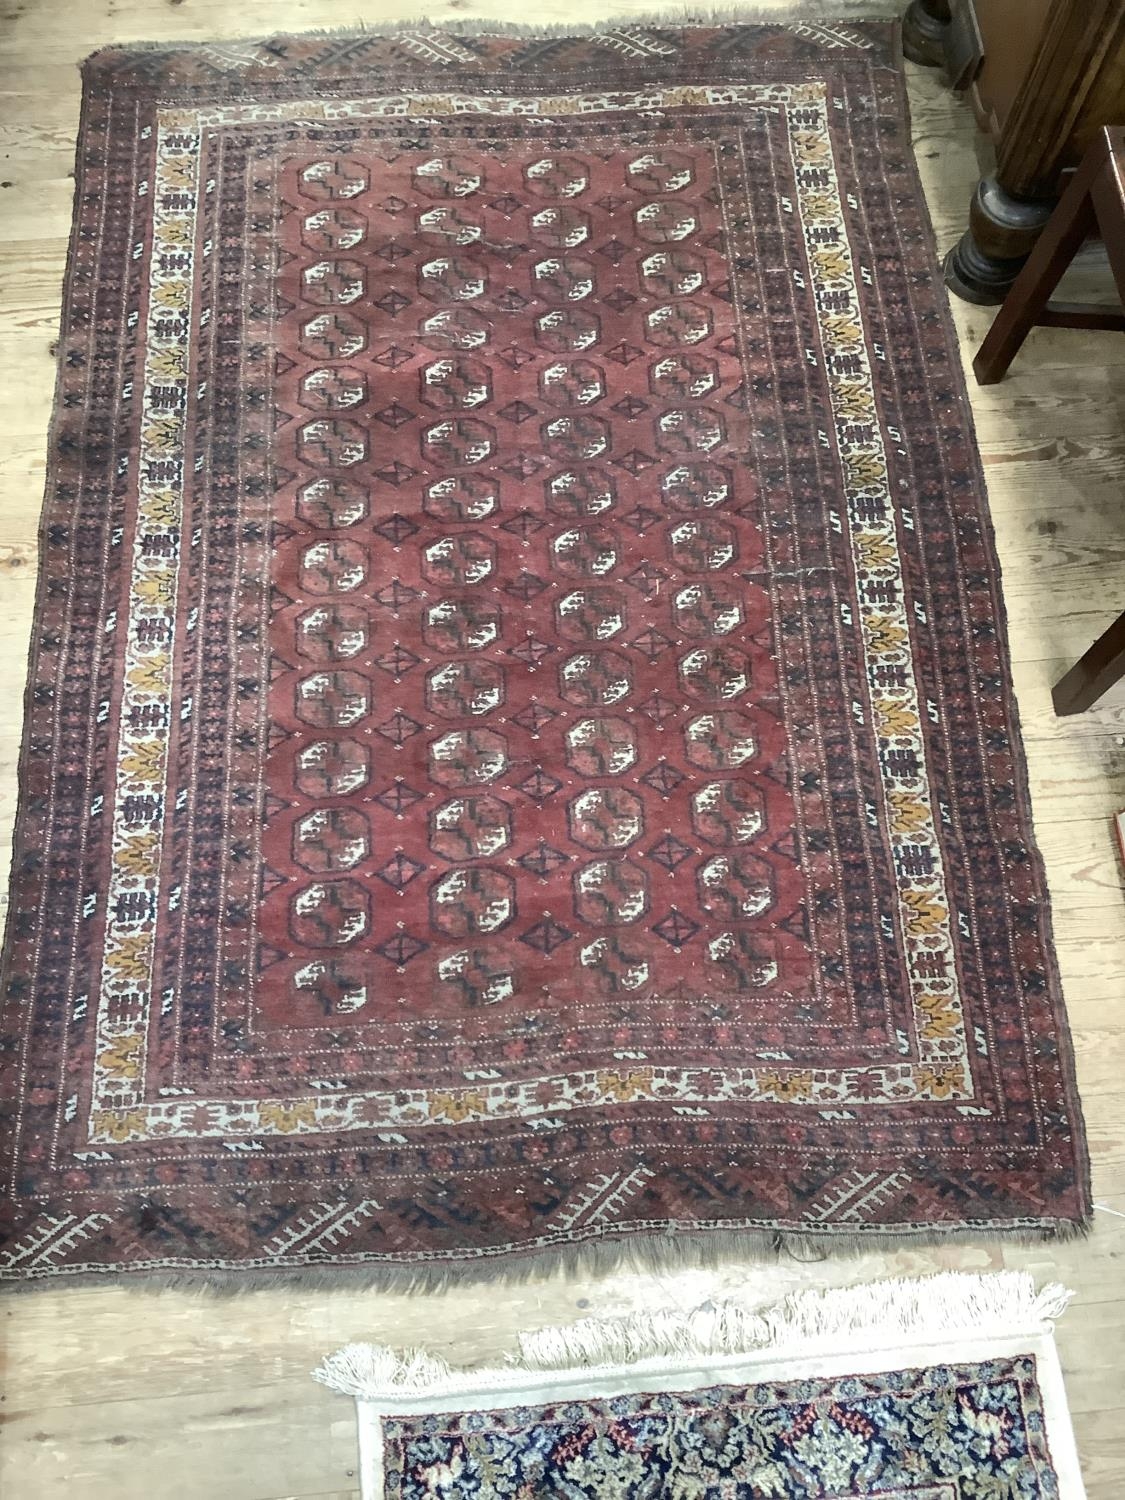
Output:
[316,1273,1087,1499]
[0,20,1090,1282]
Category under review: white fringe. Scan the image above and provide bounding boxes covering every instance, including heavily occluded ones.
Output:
[313,1271,1072,1400]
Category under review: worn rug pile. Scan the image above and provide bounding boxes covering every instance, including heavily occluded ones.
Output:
[316,1272,1087,1498]
[0,19,1089,1282]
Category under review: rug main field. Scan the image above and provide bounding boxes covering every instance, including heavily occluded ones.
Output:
[0,21,1089,1280]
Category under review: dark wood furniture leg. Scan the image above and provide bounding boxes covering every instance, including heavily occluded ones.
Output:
[973,128,1125,714]
[902,0,951,69]
[1052,611,1125,715]
[945,0,1125,305]
[972,131,1118,383]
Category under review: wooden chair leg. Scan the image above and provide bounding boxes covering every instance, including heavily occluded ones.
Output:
[972,135,1109,384]
[1091,164,1125,300]
[1052,609,1125,715]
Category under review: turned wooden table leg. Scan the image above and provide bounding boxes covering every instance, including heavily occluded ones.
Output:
[944,0,1125,305]
[902,0,951,69]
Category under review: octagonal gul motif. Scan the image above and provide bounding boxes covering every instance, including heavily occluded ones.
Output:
[418,205,483,245]
[289,878,369,947]
[294,738,370,798]
[673,582,744,638]
[301,258,366,305]
[419,255,488,303]
[540,360,605,409]
[661,463,731,512]
[560,650,633,706]
[419,307,491,350]
[567,787,645,850]
[541,414,609,460]
[697,850,775,920]
[535,308,600,353]
[683,711,758,769]
[299,539,367,595]
[425,660,505,718]
[428,728,508,788]
[532,256,596,303]
[578,934,651,992]
[301,206,367,252]
[298,418,367,468]
[627,150,695,194]
[298,365,367,411]
[546,468,615,518]
[634,201,698,243]
[420,356,491,411]
[550,525,619,578]
[290,955,373,1016]
[429,867,515,937]
[295,602,368,662]
[294,670,370,729]
[298,157,369,201]
[296,476,369,529]
[299,311,368,361]
[565,716,637,776]
[668,518,738,571]
[530,205,591,248]
[422,532,496,586]
[423,597,501,653]
[525,154,591,198]
[649,353,718,401]
[573,858,649,926]
[656,407,726,454]
[423,475,498,523]
[640,249,706,298]
[645,301,712,347]
[706,928,780,991]
[691,779,766,845]
[679,645,751,702]
[412,155,484,199]
[429,795,512,861]
[422,418,495,467]
[437,948,515,1008]
[293,807,371,873]
[555,586,627,642]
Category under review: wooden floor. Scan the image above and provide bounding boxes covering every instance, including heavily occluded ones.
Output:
[1,2,1123,1495]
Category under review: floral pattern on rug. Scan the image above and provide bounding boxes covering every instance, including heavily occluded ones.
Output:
[384,1358,1060,1498]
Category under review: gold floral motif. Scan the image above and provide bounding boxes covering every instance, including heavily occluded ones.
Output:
[91,1109,148,1143]
[596,1070,653,1103]
[113,832,160,876]
[902,890,949,937]
[97,1033,143,1081]
[917,993,961,1040]
[873,701,919,737]
[758,1071,814,1101]
[103,932,154,982]
[428,1091,487,1124]
[887,790,932,834]
[120,739,166,784]
[259,1101,318,1133]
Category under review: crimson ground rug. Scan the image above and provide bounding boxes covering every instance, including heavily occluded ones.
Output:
[0,20,1090,1282]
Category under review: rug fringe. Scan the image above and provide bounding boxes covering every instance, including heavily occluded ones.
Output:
[79,6,897,71]
[313,1271,1073,1400]
[0,1210,1091,1294]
